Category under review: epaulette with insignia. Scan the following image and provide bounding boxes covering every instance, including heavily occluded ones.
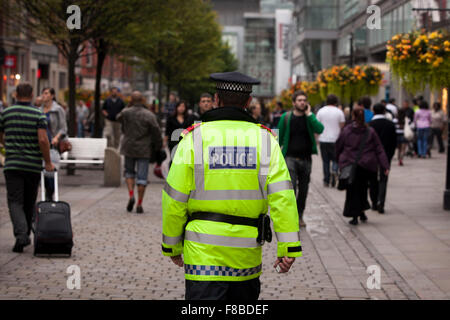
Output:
[257,123,277,137]
[180,122,202,139]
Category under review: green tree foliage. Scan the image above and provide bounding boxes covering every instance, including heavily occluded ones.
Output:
[122,0,226,106]
[4,0,108,136]
[177,42,239,106]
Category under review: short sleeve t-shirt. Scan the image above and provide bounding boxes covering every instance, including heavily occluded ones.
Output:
[316,106,345,143]
[0,102,47,173]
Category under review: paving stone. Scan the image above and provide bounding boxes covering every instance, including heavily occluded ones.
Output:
[0,159,442,300]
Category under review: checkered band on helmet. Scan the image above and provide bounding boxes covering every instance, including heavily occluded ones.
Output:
[216,81,253,93]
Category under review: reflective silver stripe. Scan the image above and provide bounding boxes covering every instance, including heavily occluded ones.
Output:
[193,125,204,191]
[163,183,189,203]
[258,128,271,199]
[185,230,261,248]
[275,231,301,243]
[162,234,183,245]
[267,180,293,195]
[185,264,262,277]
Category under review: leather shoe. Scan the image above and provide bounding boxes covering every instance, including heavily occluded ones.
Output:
[349,218,358,225]
[12,238,31,253]
[136,206,144,214]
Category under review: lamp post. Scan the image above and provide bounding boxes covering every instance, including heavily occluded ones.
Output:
[349,32,355,111]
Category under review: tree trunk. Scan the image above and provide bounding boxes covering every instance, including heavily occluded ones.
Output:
[166,81,171,104]
[157,72,163,115]
[67,44,78,137]
[94,40,108,138]
[66,41,79,176]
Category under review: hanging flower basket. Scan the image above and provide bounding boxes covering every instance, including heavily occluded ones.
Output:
[387,30,450,92]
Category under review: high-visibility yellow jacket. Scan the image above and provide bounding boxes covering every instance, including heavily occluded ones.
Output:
[162,108,302,282]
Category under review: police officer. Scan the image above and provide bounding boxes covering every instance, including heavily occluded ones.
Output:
[161,71,302,300]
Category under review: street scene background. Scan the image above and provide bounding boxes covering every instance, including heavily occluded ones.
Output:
[1,0,450,300]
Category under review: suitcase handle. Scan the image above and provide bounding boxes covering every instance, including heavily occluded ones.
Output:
[41,170,59,202]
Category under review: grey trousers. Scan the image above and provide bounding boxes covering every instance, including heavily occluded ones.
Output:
[286,157,312,219]
[103,119,122,149]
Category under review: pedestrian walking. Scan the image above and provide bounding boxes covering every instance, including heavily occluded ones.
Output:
[369,103,397,214]
[102,87,126,148]
[414,101,432,158]
[162,71,301,300]
[190,93,213,124]
[316,94,345,188]
[249,99,268,126]
[40,87,67,201]
[358,96,373,123]
[386,98,398,118]
[394,100,414,166]
[76,100,89,138]
[270,101,285,129]
[429,102,446,154]
[116,91,162,214]
[164,92,178,118]
[164,101,191,156]
[278,90,324,227]
[0,83,55,252]
[336,107,390,225]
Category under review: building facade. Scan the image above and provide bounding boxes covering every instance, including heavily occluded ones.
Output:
[212,0,294,98]
[292,0,450,104]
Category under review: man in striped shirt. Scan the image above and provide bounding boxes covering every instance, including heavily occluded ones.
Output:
[0,83,54,253]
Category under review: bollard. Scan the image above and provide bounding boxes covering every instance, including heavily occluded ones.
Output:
[104,147,121,187]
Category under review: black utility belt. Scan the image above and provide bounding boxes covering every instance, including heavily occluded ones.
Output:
[188,212,272,245]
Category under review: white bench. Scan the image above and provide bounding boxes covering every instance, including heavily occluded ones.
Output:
[60,138,107,165]
[59,138,121,187]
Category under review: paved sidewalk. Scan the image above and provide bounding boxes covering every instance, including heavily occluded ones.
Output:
[0,152,448,299]
[310,150,450,299]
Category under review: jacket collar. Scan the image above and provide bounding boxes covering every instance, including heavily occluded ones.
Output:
[41,101,61,112]
[201,106,256,123]
[372,114,386,121]
[16,101,32,106]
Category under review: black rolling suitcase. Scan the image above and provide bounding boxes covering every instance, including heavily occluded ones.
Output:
[34,171,73,256]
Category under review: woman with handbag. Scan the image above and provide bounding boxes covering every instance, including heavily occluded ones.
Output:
[394,101,415,166]
[41,87,67,201]
[336,107,390,225]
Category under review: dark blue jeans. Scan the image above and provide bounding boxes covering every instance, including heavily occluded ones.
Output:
[319,142,338,184]
[417,128,430,157]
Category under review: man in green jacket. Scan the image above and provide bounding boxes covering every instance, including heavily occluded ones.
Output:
[278,90,324,227]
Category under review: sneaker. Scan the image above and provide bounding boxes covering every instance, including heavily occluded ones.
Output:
[127,197,135,212]
[299,218,306,228]
[136,206,144,214]
[12,238,31,253]
[349,218,358,225]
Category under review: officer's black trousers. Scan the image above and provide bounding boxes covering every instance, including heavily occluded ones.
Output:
[185,277,261,300]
